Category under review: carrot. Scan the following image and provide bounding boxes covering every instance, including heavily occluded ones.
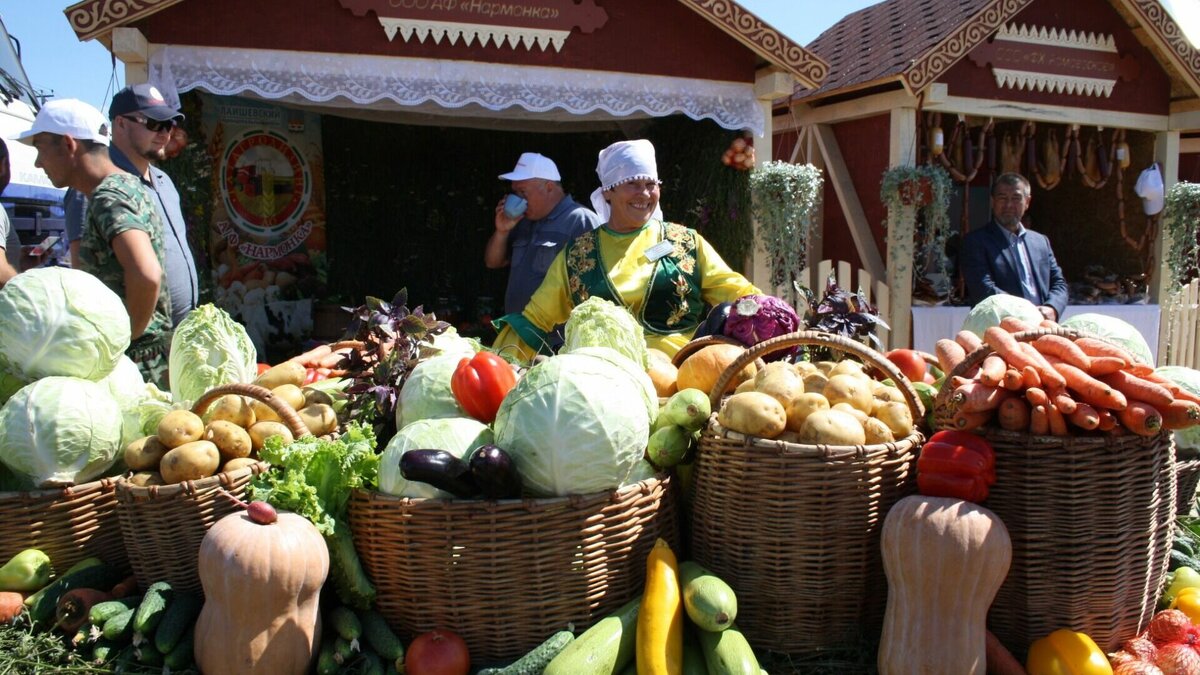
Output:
[986,629,1029,675]
[953,382,1012,413]
[1127,364,1156,378]
[55,588,110,633]
[997,397,1031,431]
[1024,387,1050,408]
[1002,368,1024,391]
[1031,335,1091,371]
[1097,409,1117,432]
[1116,400,1163,436]
[1030,405,1050,435]
[1162,400,1200,430]
[1017,342,1067,389]
[955,330,984,353]
[1049,389,1078,415]
[978,354,1007,387]
[1141,372,1200,405]
[1022,365,1042,390]
[1000,316,1039,333]
[288,342,332,366]
[949,375,974,390]
[1086,356,1126,376]
[0,592,24,624]
[108,575,138,599]
[1046,403,1069,435]
[984,326,1038,372]
[1099,371,1175,409]
[1067,402,1101,431]
[934,339,967,376]
[952,409,994,431]
[1074,337,1135,367]
[1038,319,1059,329]
[1052,362,1128,411]
[317,350,351,369]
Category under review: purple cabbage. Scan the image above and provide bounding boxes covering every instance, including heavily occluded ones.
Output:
[722,294,800,360]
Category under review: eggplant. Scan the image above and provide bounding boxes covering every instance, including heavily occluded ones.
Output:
[468,444,523,499]
[399,449,480,498]
[692,302,734,340]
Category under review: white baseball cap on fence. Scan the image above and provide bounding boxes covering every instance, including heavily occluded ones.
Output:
[499,152,562,181]
[13,98,111,146]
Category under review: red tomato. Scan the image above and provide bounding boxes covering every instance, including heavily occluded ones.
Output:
[884,349,928,383]
[256,363,272,375]
[405,630,470,675]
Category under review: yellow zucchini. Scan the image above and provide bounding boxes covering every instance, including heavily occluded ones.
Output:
[637,538,683,674]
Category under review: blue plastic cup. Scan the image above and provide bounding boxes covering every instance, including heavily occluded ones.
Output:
[503,194,528,219]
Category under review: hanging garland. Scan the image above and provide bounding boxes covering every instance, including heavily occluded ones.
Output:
[748,161,823,292]
[1163,182,1200,287]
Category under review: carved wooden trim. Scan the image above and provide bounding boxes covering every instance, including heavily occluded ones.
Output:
[679,0,828,89]
[902,0,1034,94]
[64,0,184,42]
[1122,0,1200,96]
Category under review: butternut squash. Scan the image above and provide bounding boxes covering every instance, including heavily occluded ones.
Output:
[195,505,329,675]
[878,495,1012,675]
[637,538,683,674]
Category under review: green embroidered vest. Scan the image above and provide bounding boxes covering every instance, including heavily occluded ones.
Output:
[565,221,704,335]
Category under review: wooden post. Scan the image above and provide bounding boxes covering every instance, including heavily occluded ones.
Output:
[886,107,918,350]
[751,67,796,292]
[112,27,149,85]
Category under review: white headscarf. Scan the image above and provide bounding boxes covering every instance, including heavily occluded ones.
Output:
[589,139,665,224]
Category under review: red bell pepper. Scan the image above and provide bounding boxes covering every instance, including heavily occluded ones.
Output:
[917,430,997,503]
[450,352,517,424]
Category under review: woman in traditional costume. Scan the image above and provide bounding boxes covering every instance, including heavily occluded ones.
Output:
[493,139,759,359]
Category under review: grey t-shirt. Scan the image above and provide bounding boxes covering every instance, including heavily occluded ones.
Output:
[1,207,20,270]
[503,194,599,315]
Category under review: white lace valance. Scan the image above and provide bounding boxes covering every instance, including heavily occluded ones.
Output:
[148,45,764,135]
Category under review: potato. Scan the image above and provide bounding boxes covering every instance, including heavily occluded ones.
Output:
[159,440,221,484]
[717,392,787,438]
[798,409,867,446]
[803,372,829,394]
[871,383,907,405]
[253,361,306,390]
[127,471,165,487]
[302,386,335,407]
[814,361,837,375]
[823,374,875,414]
[249,399,281,424]
[297,403,338,437]
[124,435,169,471]
[863,417,896,444]
[875,401,915,438]
[734,379,756,395]
[157,410,205,449]
[753,363,803,408]
[205,420,253,461]
[221,457,260,474]
[206,395,255,428]
[271,384,306,412]
[248,421,295,452]
[786,392,831,432]
[832,402,869,424]
[830,360,870,380]
[793,361,819,376]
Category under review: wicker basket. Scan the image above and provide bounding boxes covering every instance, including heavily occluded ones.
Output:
[115,383,310,593]
[932,329,1176,655]
[1177,447,1200,516]
[349,475,678,663]
[0,476,128,573]
[689,331,925,653]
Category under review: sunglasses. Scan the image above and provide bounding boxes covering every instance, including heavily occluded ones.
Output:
[122,115,176,134]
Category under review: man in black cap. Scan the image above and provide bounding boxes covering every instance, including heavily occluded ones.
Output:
[107,83,198,326]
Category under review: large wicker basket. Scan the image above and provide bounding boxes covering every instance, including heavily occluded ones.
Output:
[1177,446,1200,516]
[689,331,924,653]
[0,476,128,573]
[933,328,1176,655]
[115,383,309,593]
[349,475,678,663]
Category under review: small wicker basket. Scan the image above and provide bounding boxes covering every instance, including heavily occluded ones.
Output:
[932,328,1176,655]
[0,476,128,573]
[115,383,310,593]
[689,331,925,653]
[349,475,678,663]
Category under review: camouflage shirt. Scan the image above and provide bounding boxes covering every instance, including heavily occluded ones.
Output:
[79,173,173,348]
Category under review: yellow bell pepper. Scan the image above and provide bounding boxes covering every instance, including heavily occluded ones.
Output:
[1164,567,1200,607]
[1026,629,1113,675]
[1172,586,1200,624]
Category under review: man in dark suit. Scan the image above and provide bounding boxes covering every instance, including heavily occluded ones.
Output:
[960,172,1068,321]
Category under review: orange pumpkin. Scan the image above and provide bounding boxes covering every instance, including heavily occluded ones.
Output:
[676,344,756,397]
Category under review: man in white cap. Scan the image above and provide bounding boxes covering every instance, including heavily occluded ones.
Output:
[485,152,599,317]
[15,98,173,388]
[493,139,757,359]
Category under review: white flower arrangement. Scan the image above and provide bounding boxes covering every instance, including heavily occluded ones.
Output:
[749,161,823,292]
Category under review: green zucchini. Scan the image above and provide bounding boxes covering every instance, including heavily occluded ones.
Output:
[682,632,708,675]
[163,631,196,670]
[543,597,641,675]
[697,623,759,675]
[132,580,174,635]
[24,557,99,610]
[154,592,202,654]
[316,635,340,675]
[477,630,574,675]
[680,561,738,632]
[358,608,405,670]
[87,596,142,626]
[27,560,123,626]
[101,607,136,641]
[329,604,363,644]
[1169,548,1200,572]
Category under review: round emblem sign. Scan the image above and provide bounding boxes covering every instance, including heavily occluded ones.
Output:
[221,130,312,239]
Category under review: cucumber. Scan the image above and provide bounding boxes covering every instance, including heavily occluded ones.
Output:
[137,643,165,666]
[154,592,202,654]
[27,560,123,626]
[360,649,386,675]
[102,607,136,641]
[328,526,377,609]
[543,597,640,675]
[479,630,574,675]
[88,596,142,626]
[316,635,340,675]
[329,604,363,645]
[680,561,738,632]
[91,638,120,663]
[132,580,174,635]
[164,631,196,670]
[697,623,760,675]
[334,635,355,664]
[358,608,404,670]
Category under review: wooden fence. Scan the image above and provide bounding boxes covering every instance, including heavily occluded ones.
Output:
[798,259,894,350]
[1161,278,1200,369]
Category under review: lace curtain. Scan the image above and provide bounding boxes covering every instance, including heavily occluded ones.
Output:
[148,45,765,134]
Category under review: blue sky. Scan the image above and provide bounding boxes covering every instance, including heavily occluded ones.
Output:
[2,0,1197,112]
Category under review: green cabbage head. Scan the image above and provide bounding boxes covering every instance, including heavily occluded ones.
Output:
[0,377,123,487]
[563,297,649,369]
[0,267,130,385]
[494,352,651,497]
[961,294,1043,337]
[378,417,493,498]
[169,304,258,403]
[395,354,467,430]
[101,355,148,446]
[1156,366,1200,451]
[1061,313,1154,365]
